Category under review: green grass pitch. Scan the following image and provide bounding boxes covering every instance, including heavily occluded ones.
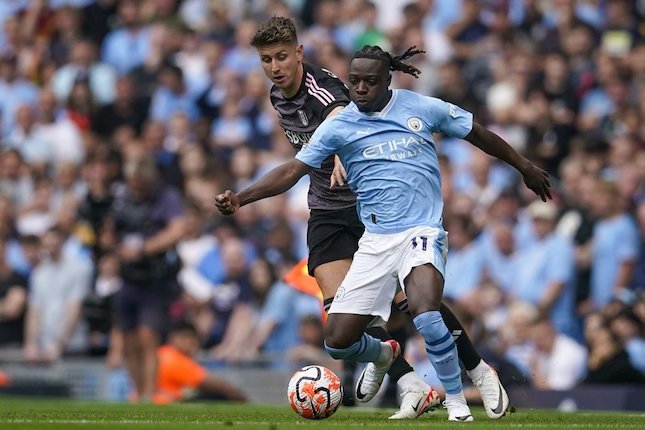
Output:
[0,398,643,429]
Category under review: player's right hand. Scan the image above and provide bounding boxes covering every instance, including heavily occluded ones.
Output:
[214,190,240,215]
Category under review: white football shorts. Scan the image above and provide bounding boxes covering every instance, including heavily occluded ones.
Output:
[328,225,448,324]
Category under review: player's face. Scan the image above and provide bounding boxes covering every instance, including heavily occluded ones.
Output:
[256,42,303,97]
[348,58,391,112]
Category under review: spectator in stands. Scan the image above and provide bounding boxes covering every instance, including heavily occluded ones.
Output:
[630,199,645,292]
[49,5,84,66]
[24,226,92,362]
[51,38,116,106]
[75,151,115,259]
[220,19,260,76]
[83,251,122,360]
[210,98,253,161]
[0,149,33,209]
[101,0,151,74]
[584,314,645,384]
[175,202,217,342]
[0,237,27,347]
[444,0,489,60]
[92,74,150,138]
[202,238,254,358]
[287,314,340,373]
[64,76,96,132]
[33,88,85,165]
[5,234,40,279]
[529,317,587,390]
[609,309,645,375]
[4,105,51,172]
[80,0,118,47]
[484,220,518,293]
[110,155,185,402]
[442,215,485,314]
[15,177,55,237]
[0,52,39,137]
[149,63,199,123]
[514,200,579,339]
[556,165,596,310]
[500,301,539,380]
[228,258,320,363]
[587,180,639,311]
[153,321,247,404]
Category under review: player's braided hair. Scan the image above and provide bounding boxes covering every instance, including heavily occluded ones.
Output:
[351,45,425,78]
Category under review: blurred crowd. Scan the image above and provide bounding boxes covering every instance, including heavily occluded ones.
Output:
[0,0,644,397]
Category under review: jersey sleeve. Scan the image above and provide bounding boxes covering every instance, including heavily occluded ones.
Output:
[423,96,473,138]
[295,118,341,168]
[319,74,350,119]
[305,68,350,121]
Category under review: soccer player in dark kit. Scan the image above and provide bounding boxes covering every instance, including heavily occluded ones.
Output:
[237,17,508,419]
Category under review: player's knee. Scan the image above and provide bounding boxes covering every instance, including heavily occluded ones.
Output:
[407,299,441,318]
[323,321,353,350]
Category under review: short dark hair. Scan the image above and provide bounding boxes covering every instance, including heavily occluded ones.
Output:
[250,16,298,48]
[20,234,41,246]
[169,321,198,337]
[160,62,183,79]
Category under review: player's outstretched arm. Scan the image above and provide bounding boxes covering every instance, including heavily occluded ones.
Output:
[464,122,552,201]
[215,158,312,215]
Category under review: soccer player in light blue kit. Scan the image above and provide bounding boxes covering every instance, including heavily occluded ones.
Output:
[215,45,551,421]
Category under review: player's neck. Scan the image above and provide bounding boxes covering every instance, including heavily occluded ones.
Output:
[281,63,304,98]
[370,90,393,113]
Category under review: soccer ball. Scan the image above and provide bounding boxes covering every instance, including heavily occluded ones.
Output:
[287,365,343,420]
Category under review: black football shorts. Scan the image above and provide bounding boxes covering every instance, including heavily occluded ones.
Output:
[307,206,364,276]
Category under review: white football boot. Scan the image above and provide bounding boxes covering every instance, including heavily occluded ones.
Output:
[354,340,400,403]
[388,385,441,419]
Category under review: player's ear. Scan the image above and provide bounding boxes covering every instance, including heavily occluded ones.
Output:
[296,44,304,62]
[387,73,392,87]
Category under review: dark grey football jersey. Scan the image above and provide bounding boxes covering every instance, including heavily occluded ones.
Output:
[271,63,356,210]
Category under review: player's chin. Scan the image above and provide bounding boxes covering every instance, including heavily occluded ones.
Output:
[354,100,372,112]
[272,75,288,87]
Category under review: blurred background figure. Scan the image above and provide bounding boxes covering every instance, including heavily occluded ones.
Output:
[109,155,185,402]
[0,237,27,348]
[153,321,247,404]
[529,318,587,391]
[23,227,92,363]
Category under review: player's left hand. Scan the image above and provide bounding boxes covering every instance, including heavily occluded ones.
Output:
[521,162,552,202]
[330,155,347,188]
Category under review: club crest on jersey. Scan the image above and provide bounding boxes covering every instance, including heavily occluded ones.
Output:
[297,109,309,126]
[407,117,423,132]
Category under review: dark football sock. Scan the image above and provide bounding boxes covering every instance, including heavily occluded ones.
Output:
[323,297,333,313]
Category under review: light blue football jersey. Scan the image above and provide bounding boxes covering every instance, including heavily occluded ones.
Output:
[296,89,473,234]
